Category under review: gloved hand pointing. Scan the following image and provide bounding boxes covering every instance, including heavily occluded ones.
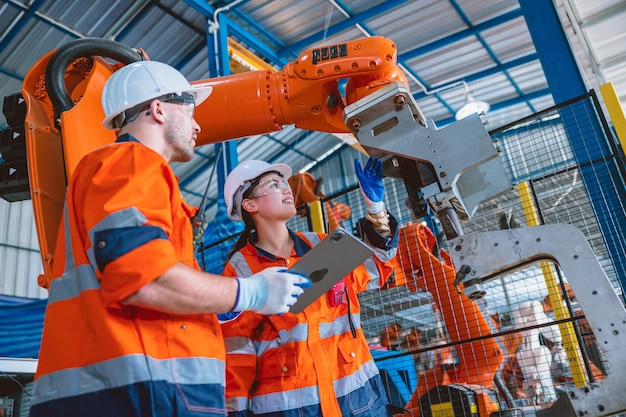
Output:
[355,157,385,214]
[233,267,312,315]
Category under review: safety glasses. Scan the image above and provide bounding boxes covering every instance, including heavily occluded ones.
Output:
[248,178,291,198]
[115,92,196,128]
[145,92,195,119]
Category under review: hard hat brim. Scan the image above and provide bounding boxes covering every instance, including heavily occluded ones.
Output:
[191,85,212,106]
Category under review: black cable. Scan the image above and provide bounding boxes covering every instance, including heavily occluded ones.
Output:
[0,369,31,396]
[346,287,357,338]
[192,146,224,270]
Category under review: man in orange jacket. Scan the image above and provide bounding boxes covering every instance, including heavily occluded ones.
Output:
[29,61,309,417]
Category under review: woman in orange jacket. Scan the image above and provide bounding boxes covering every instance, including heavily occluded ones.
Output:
[219,157,399,416]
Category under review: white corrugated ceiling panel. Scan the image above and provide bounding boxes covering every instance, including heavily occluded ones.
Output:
[0,200,46,299]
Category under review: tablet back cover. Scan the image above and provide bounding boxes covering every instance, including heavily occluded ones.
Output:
[289,228,373,314]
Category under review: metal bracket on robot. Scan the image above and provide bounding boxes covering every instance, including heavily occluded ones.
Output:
[447,224,626,417]
[344,81,513,231]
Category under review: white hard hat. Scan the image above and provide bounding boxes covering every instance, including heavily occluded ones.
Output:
[224,160,292,222]
[102,60,213,130]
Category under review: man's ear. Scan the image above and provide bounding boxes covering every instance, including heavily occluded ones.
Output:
[149,100,166,124]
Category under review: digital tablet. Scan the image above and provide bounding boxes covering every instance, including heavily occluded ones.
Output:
[289,227,374,314]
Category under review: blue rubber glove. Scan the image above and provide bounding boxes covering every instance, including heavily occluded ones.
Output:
[233,267,312,315]
[278,268,311,291]
[355,157,385,214]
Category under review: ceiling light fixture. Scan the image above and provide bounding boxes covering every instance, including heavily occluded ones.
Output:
[455,81,490,120]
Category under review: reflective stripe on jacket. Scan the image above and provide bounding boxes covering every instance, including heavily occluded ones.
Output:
[221,229,396,417]
[31,137,226,417]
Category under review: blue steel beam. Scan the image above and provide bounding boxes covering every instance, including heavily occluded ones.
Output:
[218,14,288,67]
[399,8,523,61]
[0,67,22,81]
[210,13,239,221]
[181,0,327,215]
[436,87,551,127]
[0,0,46,55]
[519,0,626,289]
[279,0,411,57]
[184,0,288,67]
[0,0,64,61]
[226,7,286,51]
[448,0,529,111]
[410,53,540,118]
[412,53,538,100]
[181,0,215,20]
[518,0,585,102]
[205,19,218,77]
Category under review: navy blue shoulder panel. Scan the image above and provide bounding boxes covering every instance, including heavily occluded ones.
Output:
[94,225,167,272]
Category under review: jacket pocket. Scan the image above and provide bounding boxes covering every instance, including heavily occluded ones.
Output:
[349,379,378,415]
[251,347,301,414]
[337,339,379,415]
[258,347,297,378]
[175,382,227,415]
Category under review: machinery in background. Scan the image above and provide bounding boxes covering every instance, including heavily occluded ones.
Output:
[1,93,29,202]
[5,35,626,417]
[288,171,352,232]
[385,221,504,417]
[341,70,626,417]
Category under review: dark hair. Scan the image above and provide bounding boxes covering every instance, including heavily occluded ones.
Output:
[226,170,282,259]
[227,210,256,259]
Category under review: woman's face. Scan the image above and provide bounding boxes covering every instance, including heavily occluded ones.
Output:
[244,173,297,220]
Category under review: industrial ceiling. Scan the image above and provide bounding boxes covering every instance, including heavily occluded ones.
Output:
[0,0,625,298]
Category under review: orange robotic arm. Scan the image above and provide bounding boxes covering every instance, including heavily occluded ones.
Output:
[191,36,407,145]
[21,36,407,286]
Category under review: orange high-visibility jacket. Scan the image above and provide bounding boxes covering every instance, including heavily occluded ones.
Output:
[30,135,226,417]
[220,228,398,417]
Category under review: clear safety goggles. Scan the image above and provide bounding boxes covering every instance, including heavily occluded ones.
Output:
[159,93,195,118]
[115,92,196,128]
[248,178,291,198]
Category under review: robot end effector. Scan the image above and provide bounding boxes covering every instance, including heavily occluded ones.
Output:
[343,81,512,240]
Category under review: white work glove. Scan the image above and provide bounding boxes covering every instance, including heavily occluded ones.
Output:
[234,267,311,315]
[355,157,385,214]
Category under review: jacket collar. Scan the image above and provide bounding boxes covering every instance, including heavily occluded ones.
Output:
[247,228,313,260]
[115,133,140,143]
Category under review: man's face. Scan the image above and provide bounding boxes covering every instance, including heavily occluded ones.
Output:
[164,101,200,163]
